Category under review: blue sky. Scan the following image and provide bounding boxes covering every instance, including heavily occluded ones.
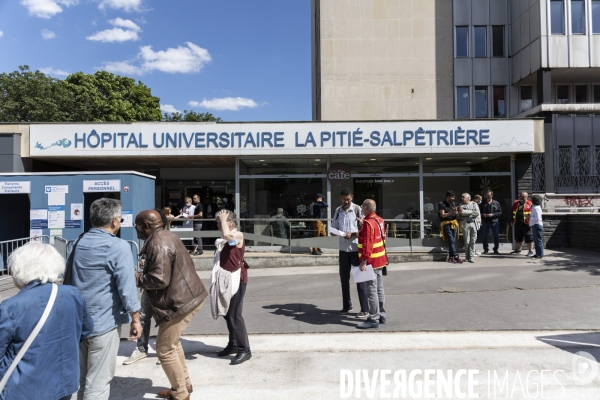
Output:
[0,0,312,121]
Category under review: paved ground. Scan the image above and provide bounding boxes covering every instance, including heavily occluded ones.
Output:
[2,247,599,399]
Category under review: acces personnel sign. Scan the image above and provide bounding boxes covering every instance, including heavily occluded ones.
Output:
[83,180,121,193]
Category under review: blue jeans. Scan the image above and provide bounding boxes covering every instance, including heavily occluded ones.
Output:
[443,223,457,258]
[532,224,544,257]
[482,220,500,251]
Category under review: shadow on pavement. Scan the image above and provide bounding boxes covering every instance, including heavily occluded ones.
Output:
[263,303,359,327]
[111,376,155,400]
[534,259,600,276]
[535,332,600,360]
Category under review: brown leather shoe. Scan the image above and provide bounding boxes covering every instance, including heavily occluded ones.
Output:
[157,385,193,398]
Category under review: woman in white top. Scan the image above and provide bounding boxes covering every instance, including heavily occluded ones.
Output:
[529,195,544,259]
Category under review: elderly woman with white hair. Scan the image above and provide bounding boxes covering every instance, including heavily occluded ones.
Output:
[0,242,93,400]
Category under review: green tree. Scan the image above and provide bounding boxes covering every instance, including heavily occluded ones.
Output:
[162,109,222,122]
[0,65,73,122]
[0,66,164,122]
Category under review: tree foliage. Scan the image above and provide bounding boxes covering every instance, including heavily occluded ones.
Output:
[0,66,218,123]
[162,109,222,122]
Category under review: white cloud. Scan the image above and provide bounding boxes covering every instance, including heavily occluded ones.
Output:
[99,42,211,75]
[21,0,78,19]
[160,104,180,114]
[41,29,55,39]
[102,61,143,75]
[40,67,69,76]
[87,28,139,42]
[87,18,140,42]
[98,0,143,12]
[189,97,259,111]
[109,17,140,31]
[0,31,3,38]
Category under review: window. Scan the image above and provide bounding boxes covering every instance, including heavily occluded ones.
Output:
[475,87,488,118]
[571,0,586,34]
[455,26,468,57]
[594,85,600,102]
[558,146,572,176]
[492,26,505,57]
[557,85,569,104]
[520,86,533,112]
[493,86,506,117]
[474,26,486,57]
[551,0,565,34]
[577,146,590,176]
[456,87,470,118]
[575,85,588,103]
[593,0,600,34]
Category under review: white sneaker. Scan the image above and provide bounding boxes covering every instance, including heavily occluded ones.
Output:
[123,349,148,365]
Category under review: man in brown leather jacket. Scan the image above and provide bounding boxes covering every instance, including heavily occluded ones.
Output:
[134,209,207,400]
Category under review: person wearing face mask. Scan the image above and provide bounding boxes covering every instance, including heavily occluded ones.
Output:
[510,192,533,257]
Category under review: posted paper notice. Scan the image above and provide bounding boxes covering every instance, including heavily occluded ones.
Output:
[329,227,345,236]
[351,264,377,283]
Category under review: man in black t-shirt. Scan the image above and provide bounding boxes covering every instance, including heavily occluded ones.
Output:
[438,190,463,264]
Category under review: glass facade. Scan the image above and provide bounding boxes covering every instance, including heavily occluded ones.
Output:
[238,155,513,248]
[457,87,470,118]
[593,0,600,34]
[475,87,488,118]
[551,0,565,35]
[474,26,486,57]
[492,26,504,57]
[455,27,468,57]
[571,0,585,34]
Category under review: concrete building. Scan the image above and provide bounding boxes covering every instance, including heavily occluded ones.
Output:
[312,0,600,206]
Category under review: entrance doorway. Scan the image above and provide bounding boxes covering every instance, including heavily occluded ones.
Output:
[0,194,30,241]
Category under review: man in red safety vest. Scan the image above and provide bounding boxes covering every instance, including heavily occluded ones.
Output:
[510,192,534,257]
[356,199,389,330]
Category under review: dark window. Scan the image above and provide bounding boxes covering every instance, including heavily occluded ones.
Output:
[558,146,572,176]
[572,0,586,34]
[593,0,600,34]
[455,27,468,57]
[492,26,504,57]
[456,87,470,118]
[475,87,488,118]
[551,0,565,34]
[577,146,590,176]
[474,26,486,57]
[594,85,600,102]
[575,85,588,103]
[493,86,506,117]
[520,86,533,112]
[557,85,569,104]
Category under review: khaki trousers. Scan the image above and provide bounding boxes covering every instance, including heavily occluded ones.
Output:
[156,301,203,400]
[312,220,326,251]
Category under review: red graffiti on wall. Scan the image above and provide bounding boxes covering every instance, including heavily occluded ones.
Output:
[563,196,595,207]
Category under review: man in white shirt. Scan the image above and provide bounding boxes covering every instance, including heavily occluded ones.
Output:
[330,188,369,317]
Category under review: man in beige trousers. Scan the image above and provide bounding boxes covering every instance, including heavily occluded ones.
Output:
[134,209,208,400]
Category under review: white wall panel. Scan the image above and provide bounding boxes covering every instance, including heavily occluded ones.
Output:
[511,16,521,55]
[521,44,531,78]
[574,116,592,145]
[512,52,521,84]
[530,38,542,73]
[491,58,509,84]
[453,0,471,25]
[520,10,530,51]
[454,58,473,86]
[548,36,569,67]
[490,0,508,25]
[529,2,540,41]
[473,58,491,85]
[591,36,600,67]
[541,35,548,68]
[539,0,547,35]
[571,36,590,68]
[472,0,489,25]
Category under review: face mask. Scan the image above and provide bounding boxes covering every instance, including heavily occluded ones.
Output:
[186,203,192,207]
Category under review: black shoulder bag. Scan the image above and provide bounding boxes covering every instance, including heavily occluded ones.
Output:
[63,232,86,285]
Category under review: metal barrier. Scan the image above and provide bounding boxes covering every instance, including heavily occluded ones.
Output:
[0,236,50,282]
[170,217,440,254]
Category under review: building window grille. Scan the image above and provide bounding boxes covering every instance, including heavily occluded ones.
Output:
[577,146,591,176]
[596,146,600,176]
[593,85,600,102]
[572,0,586,34]
[475,87,488,118]
[456,87,470,118]
[493,86,506,117]
[575,85,588,103]
[492,26,505,57]
[532,153,546,193]
[551,0,565,34]
[520,86,533,112]
[557,85,570,104]
[593,0,600,34]
[455,26,468,57]
[558,146,572,176]
[474,26,486,57]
